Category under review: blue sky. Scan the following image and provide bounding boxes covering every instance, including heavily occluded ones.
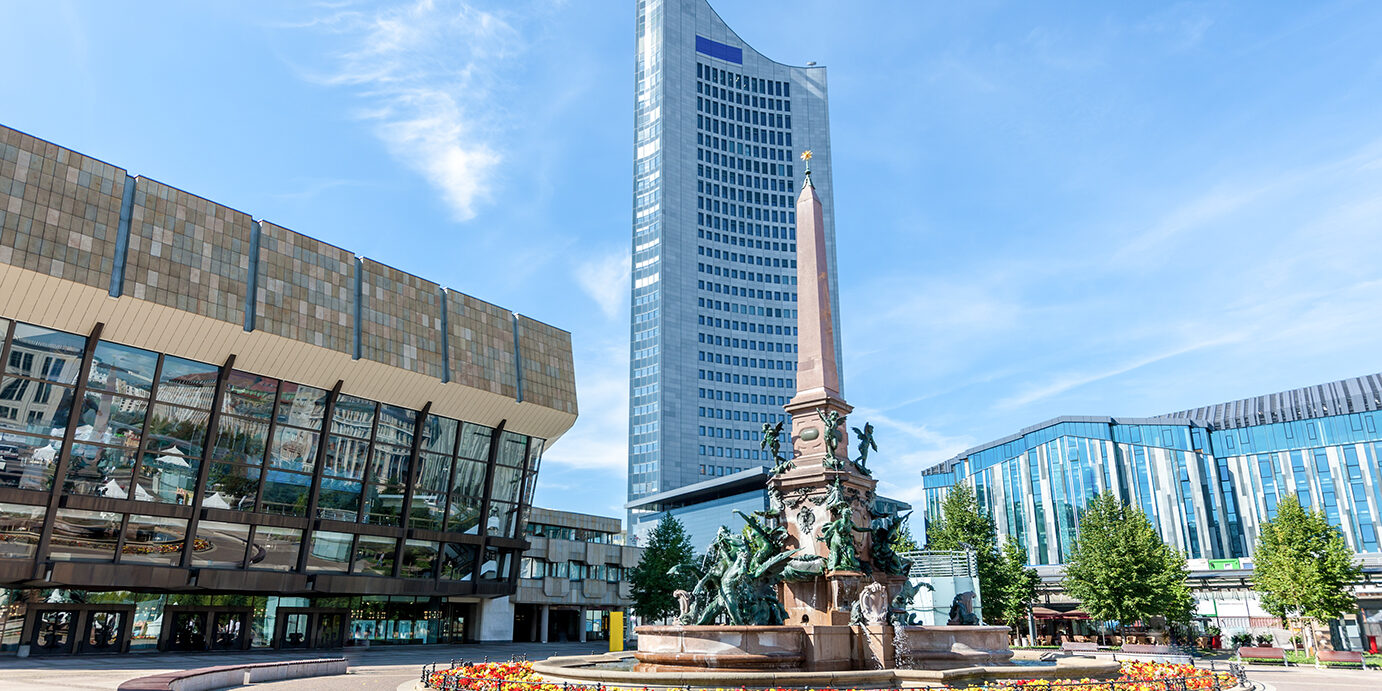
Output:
[3,1,1381,519]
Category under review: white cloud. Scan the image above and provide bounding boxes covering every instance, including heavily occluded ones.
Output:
[295,0,520,221]
[538,339,628,472]
[575,248,631,321]
[995,333,1244,410]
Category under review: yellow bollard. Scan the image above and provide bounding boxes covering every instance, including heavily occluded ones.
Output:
[609,611,624,652]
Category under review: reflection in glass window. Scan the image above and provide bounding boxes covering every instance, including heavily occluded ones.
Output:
[121,514,187,566]
[458,423,492,461]
[145,405,208,457]
[447,495,483,534]
[0,432,60,490]
[7,324,84,383]
[277,383,328,428]
[305,530,353,573]
[322,435,367,479]
[0,376,76,437]
[421,415,457,455]
[64,443,139,498]
[0,502,45,559]
[49,508,121,562]
[138,446,200,504]
[331,395,375,438]
[204,463,261,511]
[480,547,512,581]
[401,540,438,579]
[411,451,451,530]
[496,431,528,467]
[193,521,250,568]
[79,391,147,444]
[440,543,475,581]
[490,464,522,504]
[361,482,405,527]
[451,458,487,498]
[248,525,302,571]
[214,417,269,465]
[354,535,396,576]
[87,341,158,395]
[487,501,517,538]
[375,405,415,449]
[316,479,362,521]
[271,426,319,474]
[369,445,410,487]
[221,371,278,419]
[260,472,311,516]
[156,356,220,409]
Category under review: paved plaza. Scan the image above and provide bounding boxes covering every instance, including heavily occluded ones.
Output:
[0,641,607,691]
[0,649,1375,691]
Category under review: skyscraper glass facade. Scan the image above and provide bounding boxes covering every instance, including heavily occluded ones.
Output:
[922,374,1382,566]
[629,0,841,505]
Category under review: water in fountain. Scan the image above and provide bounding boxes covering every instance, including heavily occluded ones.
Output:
[857,621,885,670]
[891,621,915,670]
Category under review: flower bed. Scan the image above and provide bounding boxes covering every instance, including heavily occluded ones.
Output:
[426,660,1236,691]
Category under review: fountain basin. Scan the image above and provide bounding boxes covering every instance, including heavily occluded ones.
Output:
[635,625,806,670]
[635,624,1014,672]
[535,652,1127,689]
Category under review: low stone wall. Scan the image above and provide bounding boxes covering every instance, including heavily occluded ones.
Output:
[118,657,348,691]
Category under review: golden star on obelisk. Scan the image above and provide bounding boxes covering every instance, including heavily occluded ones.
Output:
[800,150,813,162]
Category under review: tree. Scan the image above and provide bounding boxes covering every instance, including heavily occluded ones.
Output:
[890,513,920,554]
[926,485,1001,619]
[992,537,1040,636]
[629,515,697,622]
[1252,495,1360,653]
[1063,492,1193,640]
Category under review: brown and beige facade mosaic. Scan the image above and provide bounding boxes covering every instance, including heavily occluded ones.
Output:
[0,124,576,425]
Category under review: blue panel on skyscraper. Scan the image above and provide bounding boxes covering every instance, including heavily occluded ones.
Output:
[696,36,743,64]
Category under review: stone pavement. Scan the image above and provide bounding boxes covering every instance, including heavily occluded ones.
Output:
[1238,663,1378,691]
[0,641,608,691]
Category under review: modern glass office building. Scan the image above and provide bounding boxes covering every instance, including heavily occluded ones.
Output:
[628,0,842,508]
[0,124,577,654]
[922,374,1382,567]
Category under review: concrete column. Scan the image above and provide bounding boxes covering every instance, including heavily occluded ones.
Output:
[578,608,587,642]
[539,605,549,643]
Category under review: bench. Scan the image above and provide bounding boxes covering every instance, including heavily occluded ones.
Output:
[118,658,348,691]
[1061,641,1101,653]
[1116,643,1193,665]
[1235,646,1290,666]
[1316,650,1369,669]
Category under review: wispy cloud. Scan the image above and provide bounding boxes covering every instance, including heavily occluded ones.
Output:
[995,333,1244,410]
[575,248,631,321]
[292,0,521,221]
[538,339,629,472]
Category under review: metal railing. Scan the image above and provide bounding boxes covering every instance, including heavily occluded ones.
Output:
[420,661,1249,691]
[901,550,978,578]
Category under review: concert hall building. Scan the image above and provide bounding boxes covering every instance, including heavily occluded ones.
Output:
[0,124,577,655]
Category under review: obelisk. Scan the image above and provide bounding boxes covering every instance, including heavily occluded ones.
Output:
[771,151,878,633]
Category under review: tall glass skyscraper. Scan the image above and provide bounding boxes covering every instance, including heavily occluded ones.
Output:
[629,0,841,504]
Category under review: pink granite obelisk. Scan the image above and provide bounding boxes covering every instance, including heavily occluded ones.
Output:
[771,152,878,638]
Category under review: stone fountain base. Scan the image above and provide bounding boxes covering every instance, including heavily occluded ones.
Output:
[635,624,1013,672]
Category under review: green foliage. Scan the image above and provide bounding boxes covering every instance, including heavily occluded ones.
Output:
[890,514,920,554]
[629,515,696,621]
[1252,495,1359,625]
[925,485,1001,616]
[1063,492,1193,631]
[991,537,1040,630]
